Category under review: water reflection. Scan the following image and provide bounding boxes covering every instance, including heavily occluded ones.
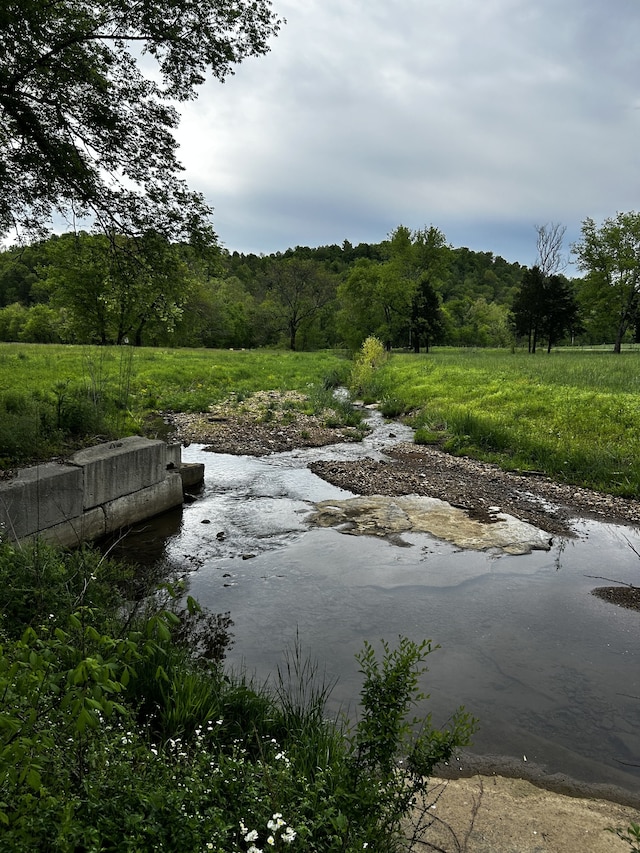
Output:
[110,424,640,798]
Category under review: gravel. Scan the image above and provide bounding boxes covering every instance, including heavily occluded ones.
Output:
[167,397,640,612]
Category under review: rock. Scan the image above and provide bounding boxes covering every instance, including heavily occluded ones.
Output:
[310,494,552,554]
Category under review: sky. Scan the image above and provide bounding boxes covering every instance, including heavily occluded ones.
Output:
[174,0,640,269]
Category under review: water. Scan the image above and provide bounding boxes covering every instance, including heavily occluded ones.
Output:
[113,411,640,799]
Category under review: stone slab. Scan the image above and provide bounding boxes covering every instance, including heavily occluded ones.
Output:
[0,462,84,539]
[179,462,205,489]
[310,494,552,554]
[70,436,167,509]
[35,507,107,548]
[104,473,184,533]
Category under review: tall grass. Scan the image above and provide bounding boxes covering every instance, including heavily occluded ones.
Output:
[370,349,640,497]
[0,344,352,466]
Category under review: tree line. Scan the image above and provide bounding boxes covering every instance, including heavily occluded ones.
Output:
[1,217,639,352]
[3,1,639,354]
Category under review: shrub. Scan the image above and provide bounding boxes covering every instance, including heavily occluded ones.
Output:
[0,542,476,851]
[349,336,389,400]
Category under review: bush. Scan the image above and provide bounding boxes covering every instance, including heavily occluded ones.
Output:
[349,336,389,400]
[0,542,476,851]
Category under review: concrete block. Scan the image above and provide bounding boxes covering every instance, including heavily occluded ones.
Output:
[36,507,107,548]
[70,436,167,509]
[104,472,184,533]
[165,443,182,469]
[180,462,205,489]
[0,462,84,540]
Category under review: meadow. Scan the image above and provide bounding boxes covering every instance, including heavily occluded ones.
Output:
[373,348,640,497]
[1,342,639,497]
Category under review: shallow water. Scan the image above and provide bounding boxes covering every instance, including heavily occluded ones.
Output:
[114,411,640,798]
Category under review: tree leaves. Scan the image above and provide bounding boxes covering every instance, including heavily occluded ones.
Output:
[0,0,283,240]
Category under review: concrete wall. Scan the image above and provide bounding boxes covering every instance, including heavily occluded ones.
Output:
[0,436,204,548]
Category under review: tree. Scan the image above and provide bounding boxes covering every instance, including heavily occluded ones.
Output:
[512,266,546,352]
[409,226,448,352]
[263,258,337,350]
[0,0,282,242]
[535,222,567,278]
[45,231,197,344]
[337,259,385,350]
[410,276,444,352]
[512,266,580,352]
[573,212,640,353]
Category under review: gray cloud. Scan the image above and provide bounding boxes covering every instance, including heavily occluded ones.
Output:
[176,0,640,266]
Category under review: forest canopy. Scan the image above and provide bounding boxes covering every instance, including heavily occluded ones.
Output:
[0,224,601,350]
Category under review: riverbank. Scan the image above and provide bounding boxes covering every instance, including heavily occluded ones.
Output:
[410,774,639,852]
[166,397,640,846]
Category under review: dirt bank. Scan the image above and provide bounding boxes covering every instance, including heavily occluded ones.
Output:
[409,774,639,852]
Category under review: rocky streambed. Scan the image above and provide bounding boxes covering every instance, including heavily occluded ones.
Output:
[163,395,640,846]
[167,392,640,609]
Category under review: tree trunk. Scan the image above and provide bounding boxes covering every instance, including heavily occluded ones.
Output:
[613,316,628,353]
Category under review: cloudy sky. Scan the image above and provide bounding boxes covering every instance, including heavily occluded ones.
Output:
[175,0,640,268]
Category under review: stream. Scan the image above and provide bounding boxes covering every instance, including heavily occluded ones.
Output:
[114,410,640,800]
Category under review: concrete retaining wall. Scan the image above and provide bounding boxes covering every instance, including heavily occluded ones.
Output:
[0,436,204,548]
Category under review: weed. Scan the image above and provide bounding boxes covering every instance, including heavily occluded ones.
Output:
[0,541,475,851]
[608,822,640,851]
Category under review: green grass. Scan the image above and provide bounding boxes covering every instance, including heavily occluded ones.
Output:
[3,343,640,497]
[0,344,352,466]
[0,344,351,411]
[368,348,640,497]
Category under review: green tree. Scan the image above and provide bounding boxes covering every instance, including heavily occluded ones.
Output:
[337,259,385,349]
[512,266,548,353]
[512,266,580,352]
[410,276,444,352]
[573,212,640,353]
[541,275,581,352]
[338,226,449,351]
[45,231,197,344]
[0,302,28,341]
[0,0,282,242]
[263,258,337,350]
[19,304,63,343]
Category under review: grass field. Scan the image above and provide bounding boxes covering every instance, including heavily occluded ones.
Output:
[374,348,640,497]
[1,343,639,497]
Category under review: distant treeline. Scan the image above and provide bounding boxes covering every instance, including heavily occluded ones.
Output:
[0,224,631,350]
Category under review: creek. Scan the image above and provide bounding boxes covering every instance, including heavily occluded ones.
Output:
[113,410,640,800]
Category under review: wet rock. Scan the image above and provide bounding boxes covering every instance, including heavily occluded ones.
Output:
[310,494,552,555]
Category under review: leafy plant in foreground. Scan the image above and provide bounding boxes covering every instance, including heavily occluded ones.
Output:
[351,637,477,849]
[0,538,476,851]
[608,821,640,851]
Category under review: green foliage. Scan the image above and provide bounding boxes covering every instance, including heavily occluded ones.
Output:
[0,540,130,638]
[573,212,640,353]
[350,638,477,847]
[379,396,406,418]
[0,541,475,852]
[608,821,640,851]
[1,0,281,242]
[349,335,389,400]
